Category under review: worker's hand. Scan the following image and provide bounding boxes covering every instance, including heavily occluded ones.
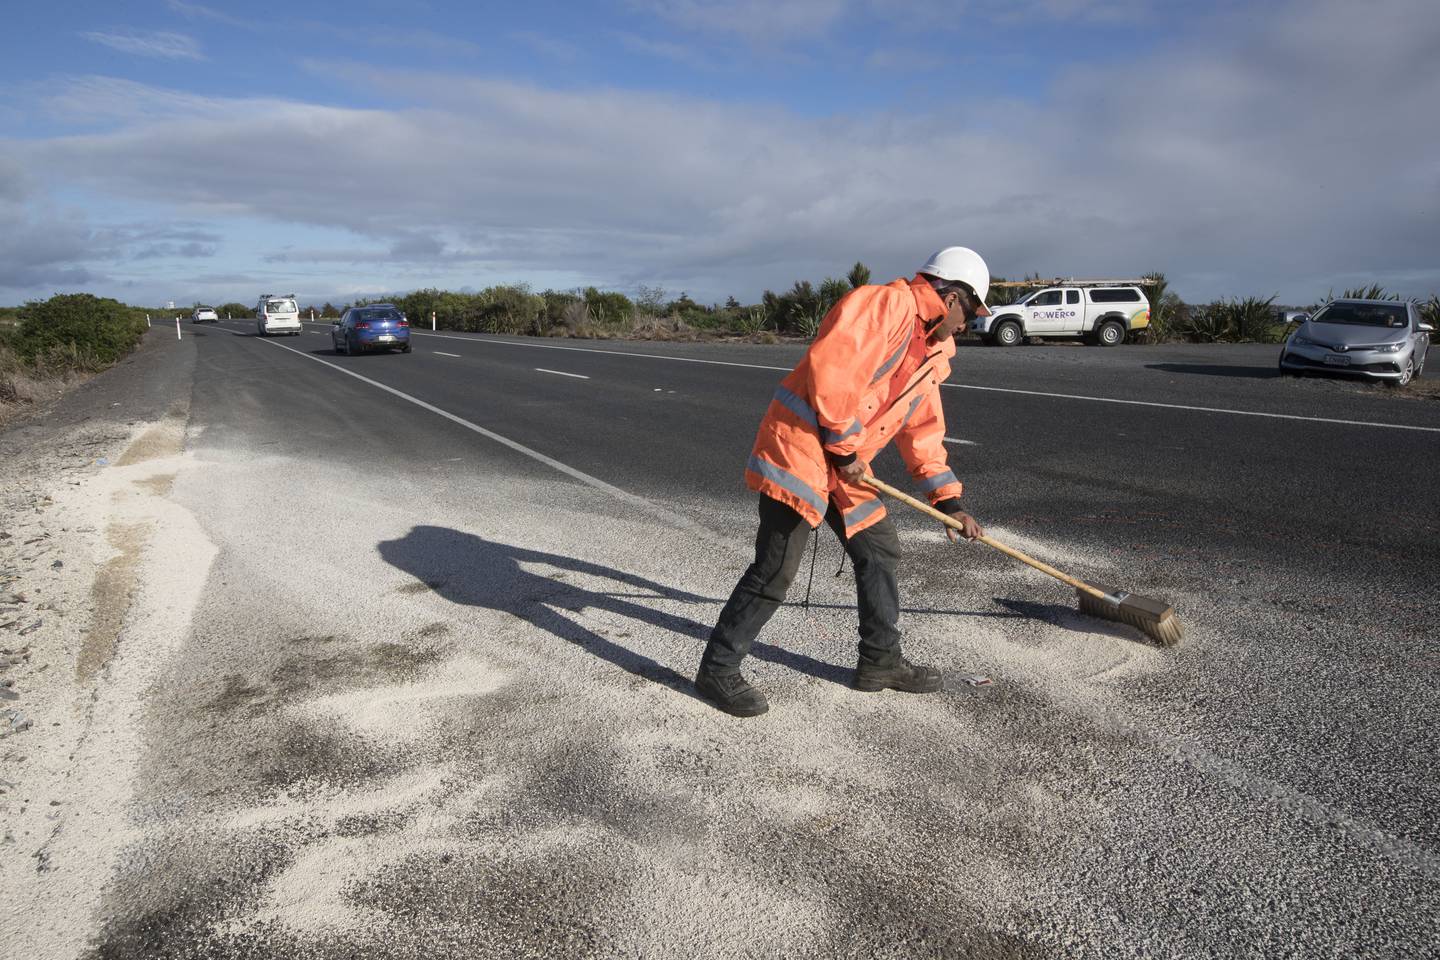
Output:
[836,459,868,484]
[944,511,984,543]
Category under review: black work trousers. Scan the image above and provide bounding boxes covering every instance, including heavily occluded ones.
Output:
[700,494,902,675]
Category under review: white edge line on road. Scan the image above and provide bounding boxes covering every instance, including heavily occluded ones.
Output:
[248,335,727,546]
[433,351,462,358]
[943,437,978,446]
[305,323,1440,435]
[535,368,590,380]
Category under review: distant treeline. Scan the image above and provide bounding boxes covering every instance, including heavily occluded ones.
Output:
[236,266,1440,345]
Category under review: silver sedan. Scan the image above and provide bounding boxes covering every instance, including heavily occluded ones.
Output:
[1279,298,1433,387]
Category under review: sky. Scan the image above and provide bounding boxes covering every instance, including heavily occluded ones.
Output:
[1,0,1437,309]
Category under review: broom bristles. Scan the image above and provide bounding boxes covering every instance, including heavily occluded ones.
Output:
[1077,586,1184,647]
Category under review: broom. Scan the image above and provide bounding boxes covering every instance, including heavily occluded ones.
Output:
[863,476,1184,647]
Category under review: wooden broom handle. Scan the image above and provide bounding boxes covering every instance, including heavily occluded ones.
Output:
[861,475,1108,601]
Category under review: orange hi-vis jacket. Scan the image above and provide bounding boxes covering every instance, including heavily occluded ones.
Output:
[745,275,964,537]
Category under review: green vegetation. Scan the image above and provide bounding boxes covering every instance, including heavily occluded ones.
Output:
[316,271,1439,345]
[1,293,151,410]
[13,294,149,368]
[216,302,254,318]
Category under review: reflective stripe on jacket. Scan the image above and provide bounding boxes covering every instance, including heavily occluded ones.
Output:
[745,275,965,536]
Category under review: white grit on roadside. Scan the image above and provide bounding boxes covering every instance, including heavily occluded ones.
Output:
[1,412,217,959]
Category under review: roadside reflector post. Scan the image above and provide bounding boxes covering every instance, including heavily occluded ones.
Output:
[176,316,181,340]
[432,311,436,331]
[146,314,151,328]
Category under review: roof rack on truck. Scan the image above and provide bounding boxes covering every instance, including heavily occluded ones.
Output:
[990,278,1158,288]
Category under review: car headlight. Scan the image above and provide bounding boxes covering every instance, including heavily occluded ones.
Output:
[1373,342,1404,353]
[1293,335,1316,346]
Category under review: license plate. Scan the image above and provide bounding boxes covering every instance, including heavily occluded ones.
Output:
[1323,354,1350,366]
[376,335,394,341]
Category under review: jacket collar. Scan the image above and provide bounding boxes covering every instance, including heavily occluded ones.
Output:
[909,275,946,321]
[909,275,957,358]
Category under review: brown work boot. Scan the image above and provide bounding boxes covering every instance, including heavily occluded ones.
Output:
[694,668,769,717]
[853,657,942,693]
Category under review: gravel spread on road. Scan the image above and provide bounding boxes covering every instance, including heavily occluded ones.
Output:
[2,336,1436,959]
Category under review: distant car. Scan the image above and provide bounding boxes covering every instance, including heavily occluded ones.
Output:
[1278,299,1432,387]
[191,306,218,323]
[255,294,302,336]
[332,304,411,355]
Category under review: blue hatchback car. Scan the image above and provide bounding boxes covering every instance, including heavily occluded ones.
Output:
[332,304,412,354]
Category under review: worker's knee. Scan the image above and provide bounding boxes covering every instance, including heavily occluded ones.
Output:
[849,520,901,569]
[760,536,808,600]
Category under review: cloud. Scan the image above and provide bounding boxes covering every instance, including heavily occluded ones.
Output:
[12,0,1440,304]
[630,0,849,40]
[164,0,254,28]
[611,31,704,65]
[0,204,110,291]
[509,30,581,61]
[628,0,1162,44]
[81,29,205,61]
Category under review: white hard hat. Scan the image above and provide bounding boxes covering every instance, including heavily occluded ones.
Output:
[918,246,990,312]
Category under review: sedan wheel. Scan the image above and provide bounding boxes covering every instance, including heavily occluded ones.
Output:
[1388,357,1414,388]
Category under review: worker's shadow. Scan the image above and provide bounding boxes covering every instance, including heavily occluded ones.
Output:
[376,525,853,695]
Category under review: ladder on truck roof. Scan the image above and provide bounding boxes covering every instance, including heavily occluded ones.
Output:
[990,278,1157,288]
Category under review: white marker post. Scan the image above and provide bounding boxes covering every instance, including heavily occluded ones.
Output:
[432,311,436,331]
[146,313,151,328]
[176,316,182,340]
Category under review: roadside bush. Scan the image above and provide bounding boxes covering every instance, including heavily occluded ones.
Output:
[1180,296,1279,343]
[1336,284,1400,301]
[475,285,545,335]
[539,290,582,333]
[583,287,634,327]
[1418,296,1439,339]
[15,294,148,370]
[216,302,252,319]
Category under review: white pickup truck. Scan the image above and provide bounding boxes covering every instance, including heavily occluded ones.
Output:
[973,283,1152,346]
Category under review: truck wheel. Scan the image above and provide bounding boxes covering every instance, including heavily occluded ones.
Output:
[1096,320,1125,346]
[994,320,1022,347]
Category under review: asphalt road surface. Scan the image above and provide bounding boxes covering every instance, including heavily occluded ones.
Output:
[5,319,1437,958]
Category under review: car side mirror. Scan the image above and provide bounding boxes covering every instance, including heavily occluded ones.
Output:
[1421,322,1435,333]
[332,319,341,325]
[1287,312,1309,324]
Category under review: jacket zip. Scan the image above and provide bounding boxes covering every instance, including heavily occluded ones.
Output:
[873,350,941,422]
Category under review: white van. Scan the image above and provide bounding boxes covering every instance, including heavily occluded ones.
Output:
[255,294,302,337]
[974,283,1152,346]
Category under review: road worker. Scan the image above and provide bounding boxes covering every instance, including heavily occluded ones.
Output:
[695,247,990,717]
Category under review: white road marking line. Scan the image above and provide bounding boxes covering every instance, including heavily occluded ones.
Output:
[406,331,1440,434]
[248,336,727,545]
[433,351,462,358]
[944,437,978,446]
[411,330,791,373]
[942,383,1440,434]
[535,368,589,380]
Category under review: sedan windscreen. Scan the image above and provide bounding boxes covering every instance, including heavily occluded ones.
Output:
[1313,303,1407,327]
